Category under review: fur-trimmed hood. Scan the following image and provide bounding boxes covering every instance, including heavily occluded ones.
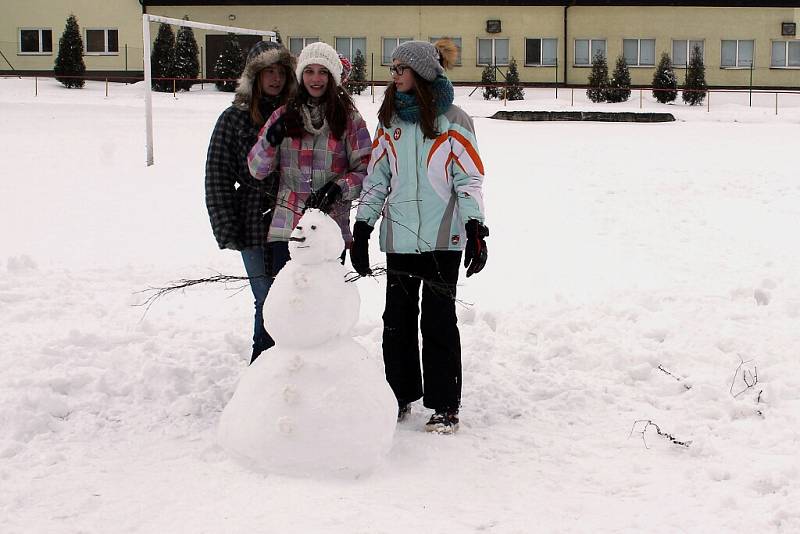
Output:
[233,47,297,110]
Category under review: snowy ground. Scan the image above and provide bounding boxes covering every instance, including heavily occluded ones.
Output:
[2,76,800,533]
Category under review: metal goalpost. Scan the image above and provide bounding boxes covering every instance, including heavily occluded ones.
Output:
[142,14,276,166]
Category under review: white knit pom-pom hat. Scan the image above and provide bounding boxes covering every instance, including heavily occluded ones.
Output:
[295,42,343,86]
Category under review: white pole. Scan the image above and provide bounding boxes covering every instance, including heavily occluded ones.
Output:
[143,14,154,166]
[141,15,274,166]
[144,14,276,37]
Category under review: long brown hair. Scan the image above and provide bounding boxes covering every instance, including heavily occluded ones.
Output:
[249,64,292,126]
[287,76,356,140]
[378,70,439,140]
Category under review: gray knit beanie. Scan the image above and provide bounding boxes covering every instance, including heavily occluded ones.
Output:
[391,40,443,82]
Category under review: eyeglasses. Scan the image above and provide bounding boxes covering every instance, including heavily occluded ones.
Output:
[389,64,410,76]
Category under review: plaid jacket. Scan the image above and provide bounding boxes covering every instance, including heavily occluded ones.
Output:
[248,105,372,244]
[205,105,279,250]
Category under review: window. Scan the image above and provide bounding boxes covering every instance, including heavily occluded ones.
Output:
[672,40,704,67]
[721,39,754,68]
[622,39,655,66]
[429,36,462,65]
[19,28,52,54]
[525,38,557,66]
[574,39,606,66]
[477,38,509,66]
[771,41,800,67]
[289,37,319,56]
[382,37,412,64]
[85,28,118,54]
[335,37,366,61]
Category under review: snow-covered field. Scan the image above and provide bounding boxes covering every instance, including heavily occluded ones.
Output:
[2,76,800,533]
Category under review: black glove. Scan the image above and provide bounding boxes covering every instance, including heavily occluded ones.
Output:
[265,108,304,146]
[305,181,343,214]
[350,221,374,276]
[464,219,489,277]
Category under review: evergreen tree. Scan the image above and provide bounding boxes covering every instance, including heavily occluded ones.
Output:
[481,65,499,100]
[54,14,86,89]
[586,51,609,103]
[682,44,707,106]
[607,55,631,103]
[150,23,176,92]
[652,52,677,104]
[173,18,199,91]
[348,49,367,95]
[214,35,245,92]
[502,58,525,101]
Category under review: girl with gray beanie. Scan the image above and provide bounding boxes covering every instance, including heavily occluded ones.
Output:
[351,39,489,434]
[205,40,297,364]
[248,41,372,276]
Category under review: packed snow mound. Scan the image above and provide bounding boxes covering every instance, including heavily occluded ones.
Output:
[217,338,396,478]
[218,210,397,478]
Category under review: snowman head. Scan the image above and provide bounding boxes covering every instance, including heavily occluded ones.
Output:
[288,209,345,265]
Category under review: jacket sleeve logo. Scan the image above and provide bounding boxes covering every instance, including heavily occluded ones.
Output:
[393,128,402,141]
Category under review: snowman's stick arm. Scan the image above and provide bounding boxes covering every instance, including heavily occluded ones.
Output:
[133,274,268,317]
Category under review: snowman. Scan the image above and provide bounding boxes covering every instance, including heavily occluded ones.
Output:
[218,209,397,478]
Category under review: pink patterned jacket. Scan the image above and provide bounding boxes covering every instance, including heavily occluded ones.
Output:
[248,105,372,244]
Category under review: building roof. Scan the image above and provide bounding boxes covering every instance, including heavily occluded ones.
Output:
[141,1,800,7]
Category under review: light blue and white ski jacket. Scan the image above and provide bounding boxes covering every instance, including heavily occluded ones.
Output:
[355,104,485,254]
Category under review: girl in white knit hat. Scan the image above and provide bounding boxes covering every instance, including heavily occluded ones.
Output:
[351,39,489,434]
[248,41,372,278]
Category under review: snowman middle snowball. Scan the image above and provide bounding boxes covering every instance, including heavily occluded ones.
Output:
[266,209,359,348]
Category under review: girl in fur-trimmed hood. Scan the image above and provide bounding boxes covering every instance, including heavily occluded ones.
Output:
[205,40,297,364]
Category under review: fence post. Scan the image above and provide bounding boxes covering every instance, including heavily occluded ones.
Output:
[173,78,176,98]
[35,75,38,97]
[125,44,128,72]
[707,90,710,112]
[571,87,574,106]
[554,61,558,99]
[775,92,778,115]
[371,53,375,104]
[105,77,108,97]
[639,89,642,109]
[749,62,753,107]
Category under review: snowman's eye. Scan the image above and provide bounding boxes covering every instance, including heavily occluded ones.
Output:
[296,225,302,230]
[311,225,317,230]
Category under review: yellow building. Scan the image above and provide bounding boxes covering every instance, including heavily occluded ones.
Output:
[2,0,145,76]
[3,1,799,88]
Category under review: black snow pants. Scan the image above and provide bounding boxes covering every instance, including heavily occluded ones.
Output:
[383,251,462,413]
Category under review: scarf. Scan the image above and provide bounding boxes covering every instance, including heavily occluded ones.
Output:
[257,94,281,123]
[394,75,454,124]
[300,98,327,134]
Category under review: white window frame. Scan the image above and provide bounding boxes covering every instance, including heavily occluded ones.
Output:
[721,39,755,68]
[289,37,319,56]
[85,28,119,55]
[524,37,558,66]
[622,38,656,67]
[335,36,366,62]
[574,38,606,66]
[477,37,510,66]
[381,37,412,65]
[771,40,800,68]
[18,27,53,55]
[429,36,462,66]
[672,39,705,68]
